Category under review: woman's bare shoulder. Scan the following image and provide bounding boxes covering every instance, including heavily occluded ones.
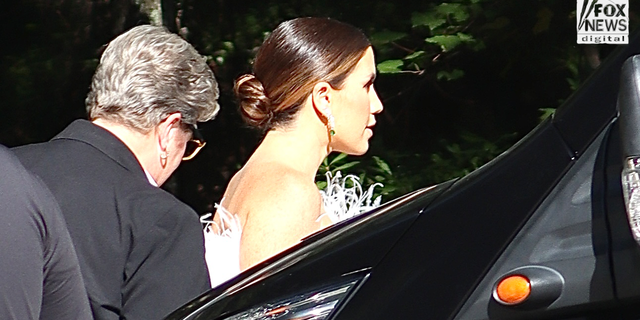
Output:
[224,161,321,217]
[234,162,323,269]
[250,163,319,209]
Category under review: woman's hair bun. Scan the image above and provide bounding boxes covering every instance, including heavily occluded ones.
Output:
[234,74,273,130]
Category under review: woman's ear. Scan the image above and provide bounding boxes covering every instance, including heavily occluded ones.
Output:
[311,81,333,119]
[157,112,183,152]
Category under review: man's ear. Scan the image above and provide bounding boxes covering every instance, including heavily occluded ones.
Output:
[311,81,333,119]
[157,112,183,152]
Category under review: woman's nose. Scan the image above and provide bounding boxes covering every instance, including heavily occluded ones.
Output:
[370,88,383,114]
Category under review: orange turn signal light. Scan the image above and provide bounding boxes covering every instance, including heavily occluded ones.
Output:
[494,275,531,305]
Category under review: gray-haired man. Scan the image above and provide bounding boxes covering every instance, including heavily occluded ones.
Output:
[14,25,218,319]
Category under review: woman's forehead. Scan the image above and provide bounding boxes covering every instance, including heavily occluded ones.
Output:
[352,48,376,78]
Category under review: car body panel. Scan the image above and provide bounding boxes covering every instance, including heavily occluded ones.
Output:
[553,30,640,157]
[166,181,454,319]
[336,118,574,320]
[167,30,640,320]
[455,123,614,320]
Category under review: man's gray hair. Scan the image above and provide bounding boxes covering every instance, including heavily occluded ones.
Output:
[86,25,220,131]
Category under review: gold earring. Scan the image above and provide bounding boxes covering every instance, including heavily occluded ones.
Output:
[327,113,335,136]
[321,105,336,136]
[160,151,168,168]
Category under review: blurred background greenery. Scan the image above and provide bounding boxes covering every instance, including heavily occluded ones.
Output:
[1,0,637,213]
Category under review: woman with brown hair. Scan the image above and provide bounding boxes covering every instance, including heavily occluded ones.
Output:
[203,17,383,286]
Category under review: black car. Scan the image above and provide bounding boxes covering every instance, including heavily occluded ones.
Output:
[166,31,640,320]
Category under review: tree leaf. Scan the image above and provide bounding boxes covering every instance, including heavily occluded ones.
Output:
[404,50,425,60]
[332,161,360,172]
[426,33,474,52]
[437,69,465,81]
[412,11,446,30]
[426,35,461,52]
[370,31,407,46]
[456,33,474,42]
[316,181,327,190]
[436,3,469,23]
[373,156,392,175]
[539,108,555,121]
[329,152,349,165]
[377,60,404,73]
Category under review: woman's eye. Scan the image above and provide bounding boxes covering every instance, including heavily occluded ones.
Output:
[364,75,376,91]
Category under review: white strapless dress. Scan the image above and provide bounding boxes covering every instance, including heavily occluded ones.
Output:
[201,172,382,287]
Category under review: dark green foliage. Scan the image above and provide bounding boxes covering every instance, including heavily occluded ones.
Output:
[1,0,638,212]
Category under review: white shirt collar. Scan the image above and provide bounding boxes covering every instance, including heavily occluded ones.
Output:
[143,169,159,187]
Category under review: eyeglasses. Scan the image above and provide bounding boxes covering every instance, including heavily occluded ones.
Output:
[183,124,206,161]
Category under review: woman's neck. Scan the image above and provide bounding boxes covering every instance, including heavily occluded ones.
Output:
[249,126,330,180]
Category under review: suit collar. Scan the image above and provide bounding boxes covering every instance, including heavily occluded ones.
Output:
[53,119,146,179]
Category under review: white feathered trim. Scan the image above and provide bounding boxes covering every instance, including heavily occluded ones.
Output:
[200,204,242,287]
[200,204,242,238]
[319,171,383,224]
[200,173,382,287]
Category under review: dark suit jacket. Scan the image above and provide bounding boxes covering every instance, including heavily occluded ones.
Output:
[14,120,211,320]
[0,145,92,320]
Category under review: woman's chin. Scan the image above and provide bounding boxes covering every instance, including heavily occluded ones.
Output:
[334,143,369,156]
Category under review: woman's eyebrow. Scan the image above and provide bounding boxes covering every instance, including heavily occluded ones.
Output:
[364,73,376,87]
